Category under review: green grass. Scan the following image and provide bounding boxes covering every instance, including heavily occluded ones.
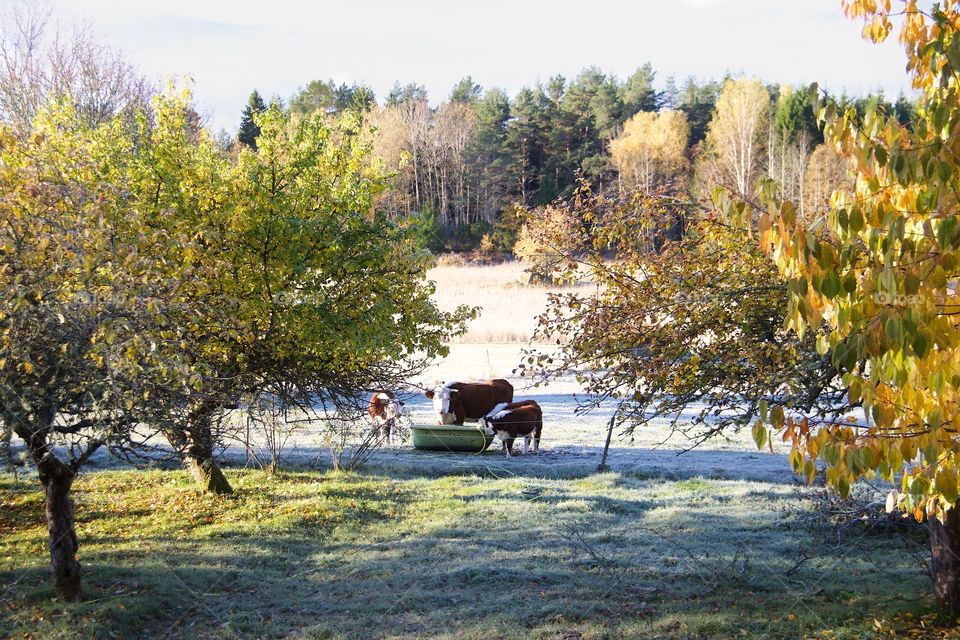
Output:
[0,468,934,639]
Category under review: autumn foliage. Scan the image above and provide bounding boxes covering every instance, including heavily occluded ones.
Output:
[731,0,960,620]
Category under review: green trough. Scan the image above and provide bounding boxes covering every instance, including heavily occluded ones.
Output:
[410,423,495,453]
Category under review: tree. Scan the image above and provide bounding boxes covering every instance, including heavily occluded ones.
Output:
[464,88,513,223]
[513,198,585,283]
[704,77,770,196]
[742,0,960,621]
[0,0,152,137]
[366,104,415,217]
[518,187,848,445]
[289,80,375,117]
[621,63,661,116]
[238,89,266,149]
[768,86,823,215]
[662,75,680,109]
[386,82,428,106]
[677,76,721,146]
[802,143,849,216]
[610,109,689,192]
[450,76,482,104]
[894,91,918,128]
[507,86,549,203]
[0,101,193,600]
[775,87,822,145]
[134,96,469,493]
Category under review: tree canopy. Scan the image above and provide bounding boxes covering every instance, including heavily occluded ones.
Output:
[0,83,468,598]
[716,0,960,620]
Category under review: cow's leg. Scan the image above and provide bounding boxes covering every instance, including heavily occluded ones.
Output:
[500,434,513,457]
[522,436,530,455]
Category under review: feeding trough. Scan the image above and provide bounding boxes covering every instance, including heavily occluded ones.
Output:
[410,423,495,453]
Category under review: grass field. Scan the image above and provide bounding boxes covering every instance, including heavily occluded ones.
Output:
[427,261,585,343]
[0,468,933,640]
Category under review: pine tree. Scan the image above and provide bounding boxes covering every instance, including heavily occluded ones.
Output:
[622,63,661,116]
[238,90,266,150]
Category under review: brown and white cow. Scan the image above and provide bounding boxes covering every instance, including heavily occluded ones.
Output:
[423,379,513,425]
[478,400,543,457]
[368,391,404,444]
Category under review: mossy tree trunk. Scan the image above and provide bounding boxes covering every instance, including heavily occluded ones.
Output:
[930,507,960,624]
[1,423,12,471]
[174,403,232,495]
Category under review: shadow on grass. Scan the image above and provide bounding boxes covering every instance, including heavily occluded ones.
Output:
[0,469,931,640]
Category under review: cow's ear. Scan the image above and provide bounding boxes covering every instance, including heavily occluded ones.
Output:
[424,389,434,399]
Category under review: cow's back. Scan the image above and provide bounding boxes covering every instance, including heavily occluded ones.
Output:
[455,379,514,420]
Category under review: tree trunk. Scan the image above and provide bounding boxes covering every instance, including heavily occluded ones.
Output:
[37,456,82,601]
[930,507,960,623]
[184,453,233,495]
[169,404,233,495]
[1,423,12,471]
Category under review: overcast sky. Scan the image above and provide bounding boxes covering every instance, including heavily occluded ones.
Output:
[47,0,912,132]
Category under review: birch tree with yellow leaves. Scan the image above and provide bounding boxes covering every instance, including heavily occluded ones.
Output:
[610,109,689,192]
[705,77,770,196]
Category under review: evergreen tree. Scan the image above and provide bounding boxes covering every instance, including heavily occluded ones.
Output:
[558,67,621,189]
[238,89,266,150]
[386,81,428,106]
[507,86,550,203]
[894,91,918,128]
[662,75,680,109]
[775,88,822,144]
[678,76,721,146]
[450,76,482,104]
[621,63,661,116]
[463,88,513,221]
[289,80,375,117]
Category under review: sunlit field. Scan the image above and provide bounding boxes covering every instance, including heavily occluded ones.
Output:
[427,261,589,343]
[0,340,939,639]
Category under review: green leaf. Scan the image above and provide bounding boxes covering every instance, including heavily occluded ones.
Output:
[752,420,767,450]
[938,472,959,505]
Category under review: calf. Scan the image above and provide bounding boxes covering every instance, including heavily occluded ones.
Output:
[424,379,513,425]
[368,391,404,444]
[478,400,543,457]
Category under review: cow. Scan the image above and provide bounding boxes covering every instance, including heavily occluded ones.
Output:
[423,379,513,425]
[368,391,404,444]
[478,400,543,457]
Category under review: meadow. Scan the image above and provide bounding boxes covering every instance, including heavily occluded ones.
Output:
[0,264,944,639]
[0,469,930,640]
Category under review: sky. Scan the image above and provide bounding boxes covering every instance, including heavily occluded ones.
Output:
[43,0,913,133]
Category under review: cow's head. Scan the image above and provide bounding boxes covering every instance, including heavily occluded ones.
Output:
[377,393,403,420]
[478,403,509,435]
[477,417,494,436]
[425,384,458,424]
[372,393,404,426]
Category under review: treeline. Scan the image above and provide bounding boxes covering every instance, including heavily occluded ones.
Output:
[238,68,917,251]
